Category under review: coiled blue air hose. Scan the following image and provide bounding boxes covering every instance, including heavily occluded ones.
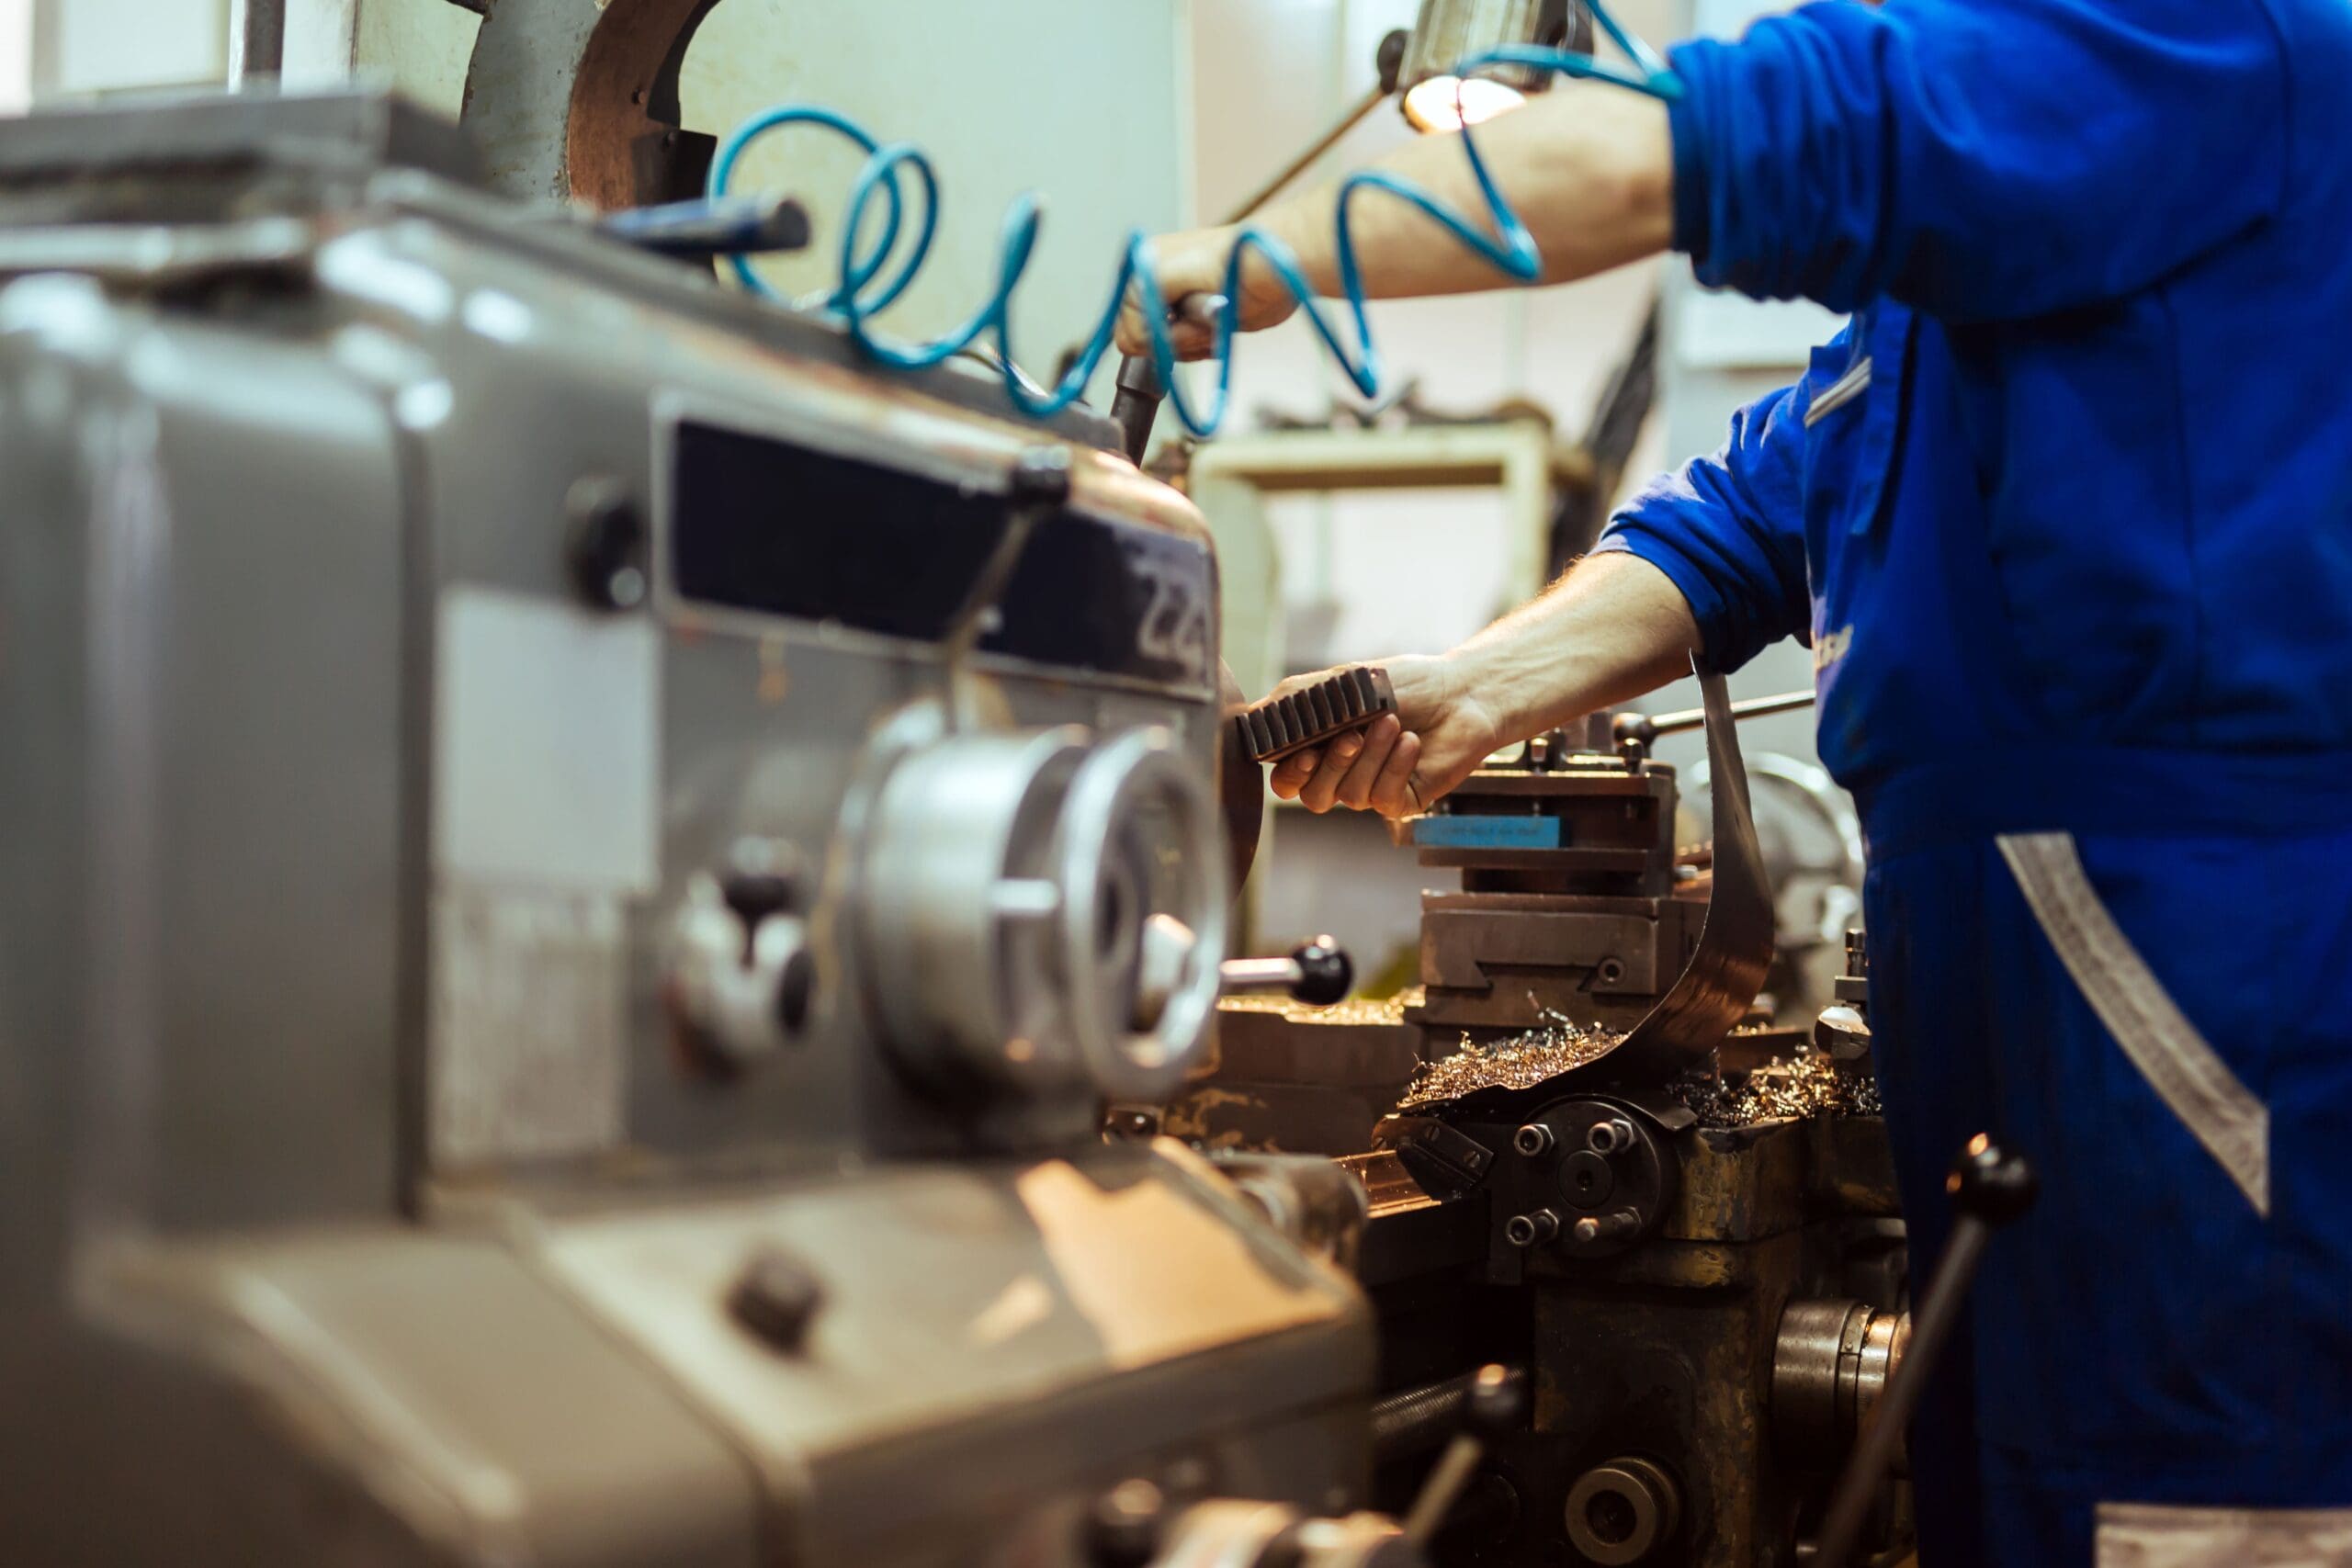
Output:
[705,11,1680,439]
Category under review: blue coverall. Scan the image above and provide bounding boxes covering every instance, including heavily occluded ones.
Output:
[1590,0,2352,1558]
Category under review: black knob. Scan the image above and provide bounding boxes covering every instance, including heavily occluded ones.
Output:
[1374,27,1409,94]
[721,869,798,931]
[1464,1363,1526,1437]
[1946,1134,2038,1225]
[1086,1479,1167,1568]
[727,1246,824,1354]
[563,478,649,612]
[1289,937,1352,1006]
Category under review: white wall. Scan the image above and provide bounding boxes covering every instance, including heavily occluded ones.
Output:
[329,0,1186,402]
[0,0,28,112]
[28,0,227,98]
[675,0,1184,389]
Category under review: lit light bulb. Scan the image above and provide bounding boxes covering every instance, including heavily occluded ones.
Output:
[1401,73,1528,133]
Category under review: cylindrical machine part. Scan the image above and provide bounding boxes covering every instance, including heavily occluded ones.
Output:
[1504,1208,1561,1247]
[1586,1117,1637,1156]
[1369,1366,1528,1461]
[1396,0,1567,131]
[1562,1457,1681,1565]
[860,724,1228,1106]
[1771,1298,1910,1472]
[1400,0,1555,91]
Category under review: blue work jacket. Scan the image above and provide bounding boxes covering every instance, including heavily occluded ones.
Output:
[1596,0,2352,858]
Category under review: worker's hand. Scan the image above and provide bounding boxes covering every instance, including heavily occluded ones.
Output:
[1114,225,1301,360]
[1267,654,1503,820]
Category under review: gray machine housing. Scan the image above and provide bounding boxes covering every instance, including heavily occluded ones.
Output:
[0,93,1368,1567]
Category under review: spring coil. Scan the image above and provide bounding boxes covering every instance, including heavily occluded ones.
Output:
[707,12,1680,439]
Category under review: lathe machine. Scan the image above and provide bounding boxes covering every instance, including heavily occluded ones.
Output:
[0,88,1926,1568]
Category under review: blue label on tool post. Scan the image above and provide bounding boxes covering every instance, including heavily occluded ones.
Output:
[1410,816,1568,849]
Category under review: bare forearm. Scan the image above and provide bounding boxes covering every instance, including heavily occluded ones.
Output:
[1449,551,1700,742]
[1256,86,1674,299]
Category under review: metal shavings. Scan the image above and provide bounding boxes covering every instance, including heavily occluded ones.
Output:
[1397,1021,1627,1109]
[1219,992,1415,1027]
[1672,1049,1882,1128]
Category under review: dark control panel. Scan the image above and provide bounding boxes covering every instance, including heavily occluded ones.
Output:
[666,418,1214,689]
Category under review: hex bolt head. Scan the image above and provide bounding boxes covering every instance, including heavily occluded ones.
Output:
[1504,1209,1562,1247]
[1571,1211,1644,1247]
[1512,1123,1557,1159]
[1587,1116,1638,1157]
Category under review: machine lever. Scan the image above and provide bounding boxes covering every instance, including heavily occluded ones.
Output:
[1108,354,1164,466]
[1812,1135,2038,1568]
[1107,296,1227,465]
[1218,937,1352,1006]
[1612,687,1815,755]
[1399,1364,1522,1547]
[597,193,811,261]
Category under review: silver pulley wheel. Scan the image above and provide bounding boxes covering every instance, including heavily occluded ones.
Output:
[1053,727,1229,1103]
[859,723,1227,1107]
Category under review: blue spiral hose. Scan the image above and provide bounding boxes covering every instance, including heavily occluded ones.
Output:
[706,12,1680,439]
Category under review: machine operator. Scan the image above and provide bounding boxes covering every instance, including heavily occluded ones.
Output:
[1118,0,2352,1560]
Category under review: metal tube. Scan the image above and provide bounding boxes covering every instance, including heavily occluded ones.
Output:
[1371,1372,1480,1461]
[1641,688,1816,739]
[1402,1434,1485,1547]
[1218,955,1305,993]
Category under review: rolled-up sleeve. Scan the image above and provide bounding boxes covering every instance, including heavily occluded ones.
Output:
[1593,373,1813,672]
[1668,0,2289,319]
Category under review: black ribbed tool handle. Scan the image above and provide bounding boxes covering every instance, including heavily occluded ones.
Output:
[1237,666,1398,764]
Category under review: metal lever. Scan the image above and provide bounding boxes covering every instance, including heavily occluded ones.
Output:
[1219,937,1352,1006]
[1613,688,1816,757]
[1812,1135,2038,1568]
[597,194,811,261]
[1106,296,1227,465]
[1401,1364,1523,1547]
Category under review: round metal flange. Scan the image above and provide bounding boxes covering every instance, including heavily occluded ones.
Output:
[1563,1456,1681,1565]
[1771,1297,1911,1473]
[1054,727,1229,1102]
[857,722,1225,1109]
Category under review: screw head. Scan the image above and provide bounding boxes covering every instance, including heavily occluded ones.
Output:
[727,1246,825,1353]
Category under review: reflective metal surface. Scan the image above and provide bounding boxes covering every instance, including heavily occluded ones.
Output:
[1604,663,1777,1081]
